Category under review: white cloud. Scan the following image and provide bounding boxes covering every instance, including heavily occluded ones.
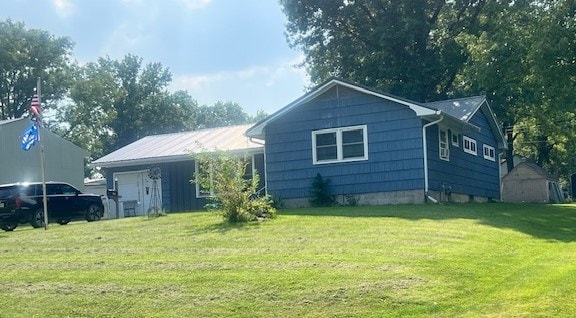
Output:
[51,0,75,17]
[171,55,306,92]
[120,0,212,11]
[177,0,212,11]
[169,55,309,114]
[101,22,148,59]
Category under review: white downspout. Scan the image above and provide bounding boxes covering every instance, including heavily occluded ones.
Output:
[249,137,267,195]
[422,112,443,202]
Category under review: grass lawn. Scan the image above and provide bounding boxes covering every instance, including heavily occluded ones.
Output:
[0,203,575,317]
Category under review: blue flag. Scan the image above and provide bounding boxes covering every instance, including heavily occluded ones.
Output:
[21,123,39,151]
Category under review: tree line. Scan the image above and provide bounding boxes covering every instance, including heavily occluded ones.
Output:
[0,20,265,163]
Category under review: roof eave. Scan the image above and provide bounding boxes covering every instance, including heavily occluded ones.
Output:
[91,147,265,168]
[246,78,437,139]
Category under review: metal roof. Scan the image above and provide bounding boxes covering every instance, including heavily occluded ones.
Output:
[92,124,263,168]
[425,96,486,122]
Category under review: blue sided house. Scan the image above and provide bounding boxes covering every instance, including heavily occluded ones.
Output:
[246,78,506,207]
[93,78,506,214]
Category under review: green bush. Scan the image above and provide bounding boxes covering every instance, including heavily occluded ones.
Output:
[193,151,276,223]
[310,173,335,207]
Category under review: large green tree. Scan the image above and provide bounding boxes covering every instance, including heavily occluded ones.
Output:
[57,54,198,159]
[455,0,576,177]
[0,20,74,121]
[281,0,487,102]
[514,0,576,178]
[197,101,250,129]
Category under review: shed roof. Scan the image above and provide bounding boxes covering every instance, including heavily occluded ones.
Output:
[503,162,558,182]
[93,124,263,168]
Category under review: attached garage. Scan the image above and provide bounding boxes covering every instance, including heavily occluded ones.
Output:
[92,125,264,216]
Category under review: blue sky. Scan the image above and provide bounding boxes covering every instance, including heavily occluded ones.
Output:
[0,0,310,115]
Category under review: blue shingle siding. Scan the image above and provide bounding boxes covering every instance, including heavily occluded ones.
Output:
[265,86,425,200]
[427,108,501,199]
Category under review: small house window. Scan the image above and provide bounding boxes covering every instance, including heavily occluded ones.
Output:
[195,156,258,198]
[439,129,449,161]
[195,161,214,198]
[451,131,459,147]
[483,144,496,161]
[463,136,477,155]
[312,125,368,164]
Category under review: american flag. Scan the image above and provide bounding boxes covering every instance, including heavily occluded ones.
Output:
[30,93,41,126]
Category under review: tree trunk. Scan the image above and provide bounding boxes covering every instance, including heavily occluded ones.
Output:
[505,124,515,173]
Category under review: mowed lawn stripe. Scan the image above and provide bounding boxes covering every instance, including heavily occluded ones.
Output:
[0,203,574,317]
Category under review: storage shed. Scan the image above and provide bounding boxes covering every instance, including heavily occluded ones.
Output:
[501,162,563,203]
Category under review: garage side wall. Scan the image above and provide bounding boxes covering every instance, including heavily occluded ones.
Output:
[104,160,205,213]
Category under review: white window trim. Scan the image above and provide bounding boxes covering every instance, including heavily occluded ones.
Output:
[463,136,477,155]
[195,154,261,198]
[312,125,368,165]
[451,131,459,147]
[195,160,213,198]
[483,144,496,161]
[439,128,450,161]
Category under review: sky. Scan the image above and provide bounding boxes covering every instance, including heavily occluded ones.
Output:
[0,0,310,115]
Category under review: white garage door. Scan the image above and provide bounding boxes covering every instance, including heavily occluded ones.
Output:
[113,170,162,217]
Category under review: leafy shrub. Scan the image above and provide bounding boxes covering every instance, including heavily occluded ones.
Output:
[193,151,276,223]
[344,194,360,206]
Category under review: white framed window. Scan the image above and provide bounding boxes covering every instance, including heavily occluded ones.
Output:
[312,125,368,164]
[463,136,477,155]
[195,160,213,198]
[439,128,449,161]
[195,155,261,198]
[451,131,459,147]
[483,144,496,161]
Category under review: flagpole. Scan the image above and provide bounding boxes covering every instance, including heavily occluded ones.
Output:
[37,78,48,230]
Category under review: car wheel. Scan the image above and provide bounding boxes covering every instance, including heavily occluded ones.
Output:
[57,220,70,225]
[86,204,102,222]
[1,223,17,231]
[30,209,45,228]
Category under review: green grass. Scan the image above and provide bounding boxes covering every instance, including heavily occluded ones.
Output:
[0,203,575,317]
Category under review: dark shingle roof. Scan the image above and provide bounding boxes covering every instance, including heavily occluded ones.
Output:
[425,96,486,122]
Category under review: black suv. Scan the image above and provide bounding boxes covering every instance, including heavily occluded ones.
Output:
[0,182,104,231]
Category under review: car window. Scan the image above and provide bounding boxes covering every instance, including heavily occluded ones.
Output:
[20,185,37,196]
[46,184,63,195]
[0,186,18,199]
[60,184,78,195]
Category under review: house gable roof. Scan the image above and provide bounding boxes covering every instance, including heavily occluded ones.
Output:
[425,96,486,122]
[247,78,506,150]
[93,124,263,168]
[246,78,438,139]
[426,96,506,150]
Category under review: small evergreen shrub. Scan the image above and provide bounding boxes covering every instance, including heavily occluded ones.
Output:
[310,173,335,207]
